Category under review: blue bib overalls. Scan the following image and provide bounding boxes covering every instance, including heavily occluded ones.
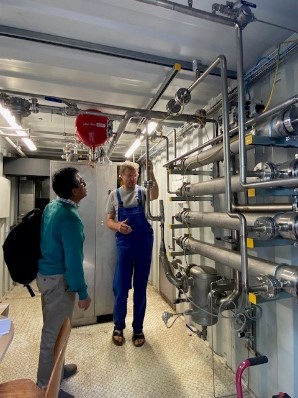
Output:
[113,187,153,334]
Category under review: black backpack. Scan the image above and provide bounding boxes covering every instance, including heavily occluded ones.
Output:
[2,208,43,297]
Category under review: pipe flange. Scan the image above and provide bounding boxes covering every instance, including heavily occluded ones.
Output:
[253,162,275,181]
[252,217,277,240]
[274,212,298,241]
[256,274,282,299]
[175,88,191,105]
[283,106,298,134]
[166,99,182,115]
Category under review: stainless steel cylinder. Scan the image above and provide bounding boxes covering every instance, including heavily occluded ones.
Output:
[189,265,218,326]
[255,106,298,137]
[274,212,298,240]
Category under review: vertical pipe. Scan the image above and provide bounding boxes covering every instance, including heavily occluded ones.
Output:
[235,24,249,295]
[237,25,248,187]
[173,128,177,158]
[145,124,162,221]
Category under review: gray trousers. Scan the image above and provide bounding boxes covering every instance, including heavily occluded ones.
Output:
[36,273,75,388]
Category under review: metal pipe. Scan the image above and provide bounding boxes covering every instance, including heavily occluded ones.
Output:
[163,96,298,169]
[37,104,123,120]
[134,0,235,27]
[173,128,177,158]
[145,125,162,222]
[178,173,298,196]
[234,204,294,212]
[239,97,298,187]
[182,136,243,170]
[175,211,269,229]
[1,136,26,157]
[107,109,198,157]
[175,236,298,297]
[221,41,249,296]
[176,175,257,196]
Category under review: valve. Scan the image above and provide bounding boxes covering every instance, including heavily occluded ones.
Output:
[175,88,191,105]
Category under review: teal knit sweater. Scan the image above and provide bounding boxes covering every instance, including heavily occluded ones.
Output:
[38,199,88,300]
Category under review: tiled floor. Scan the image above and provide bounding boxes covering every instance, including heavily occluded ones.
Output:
[0,283,251,397]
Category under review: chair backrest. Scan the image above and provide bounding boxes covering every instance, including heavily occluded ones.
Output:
[45,318,72,398]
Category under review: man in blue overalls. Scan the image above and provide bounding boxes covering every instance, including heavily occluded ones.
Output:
[106,161,159,347]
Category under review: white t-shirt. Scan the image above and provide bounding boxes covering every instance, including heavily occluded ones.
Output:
[105,185,147,221]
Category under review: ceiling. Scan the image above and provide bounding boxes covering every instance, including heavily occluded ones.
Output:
[0,0,296,161]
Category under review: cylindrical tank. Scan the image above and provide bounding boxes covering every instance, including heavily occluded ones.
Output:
[189,265,218,326]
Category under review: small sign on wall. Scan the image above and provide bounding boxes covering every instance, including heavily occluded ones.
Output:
[0,177,10,218]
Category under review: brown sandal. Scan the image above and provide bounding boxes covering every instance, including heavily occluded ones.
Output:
[112,329,125,346]
[132,332,145,347]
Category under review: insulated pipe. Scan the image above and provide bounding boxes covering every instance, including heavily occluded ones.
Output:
[134,0,234,26]
[177,172,298,196]
[175,236,298,297]
[163,96,298,169]
[175,211,268,229]
[182,136,245,170]
[176,175,257,196]
[237,26,298,190]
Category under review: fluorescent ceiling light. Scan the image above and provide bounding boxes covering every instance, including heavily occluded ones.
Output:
[125,138,142,158]
[125,122,158,158]
[141,121,158,135]
[0,104,37,151]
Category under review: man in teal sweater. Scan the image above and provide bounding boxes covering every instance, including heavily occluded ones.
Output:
[36,167,91,398]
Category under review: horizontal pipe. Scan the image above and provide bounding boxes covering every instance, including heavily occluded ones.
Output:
[176,175,257,196]
[175,236,298,297]
[182,137,242,170]
[177,173,298,197]
[233,204,294,212]
[175,211,271,229]
[164,96,298,168]
[134,0,235,26]
[1,136,26,157]
[107,109,199,157]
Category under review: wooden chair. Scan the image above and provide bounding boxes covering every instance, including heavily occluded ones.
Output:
[0,318,72,398]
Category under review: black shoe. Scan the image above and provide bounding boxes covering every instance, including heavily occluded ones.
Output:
[63,364,77,380]
[58,389,75,398]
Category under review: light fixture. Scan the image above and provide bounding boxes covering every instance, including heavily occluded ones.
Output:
[125,138,142,158]
[0,104,37,151]
[141,121,158,135]
[125,121,158,158]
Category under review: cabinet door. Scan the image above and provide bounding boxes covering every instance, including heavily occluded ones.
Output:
[95,164,117,317]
